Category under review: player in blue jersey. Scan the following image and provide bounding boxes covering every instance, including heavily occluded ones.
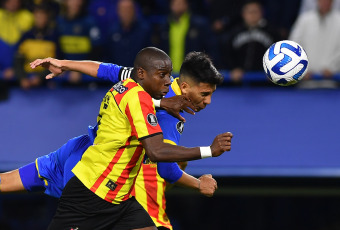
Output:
[0,51,229,229]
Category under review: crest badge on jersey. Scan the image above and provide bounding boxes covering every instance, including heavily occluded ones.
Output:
[176,121,184,134]
[147,113,158,126]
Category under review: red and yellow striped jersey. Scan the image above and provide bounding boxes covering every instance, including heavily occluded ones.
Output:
[72,79,162,204]
[132,161,172,229]
[132,79,183,229]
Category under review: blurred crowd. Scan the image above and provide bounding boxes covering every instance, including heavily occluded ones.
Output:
[0,0,340,91]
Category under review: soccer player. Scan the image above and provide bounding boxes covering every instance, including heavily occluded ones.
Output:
[2,47,232,229]
[48,47,232,230]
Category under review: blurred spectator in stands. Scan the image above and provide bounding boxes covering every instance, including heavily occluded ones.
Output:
[88,0,118,43]
[104,0,151,66]
[299,0,340,13]
[57,0,102,84]
[207,0,245,35]
[261,0,301,39]
[153,0,219,73]
[135,0,169,18]
[289,0,340,88]
[222,0,281,83]
[27,0,60,18]
[0,0,34,82]
[14,4,58,90]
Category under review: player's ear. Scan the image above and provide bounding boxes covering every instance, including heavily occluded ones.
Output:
[180,81,191,95]
[136,67,145,80]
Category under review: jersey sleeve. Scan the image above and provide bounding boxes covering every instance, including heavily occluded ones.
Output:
[125,90,163,140]
[97,63,133,83]
[157,162,183,183]
[156,110,183,145]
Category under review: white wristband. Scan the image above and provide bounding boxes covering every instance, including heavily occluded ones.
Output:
[200,146,212,159]
[152,98,161,108]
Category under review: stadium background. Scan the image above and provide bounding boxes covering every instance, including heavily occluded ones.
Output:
[1,0,340,229]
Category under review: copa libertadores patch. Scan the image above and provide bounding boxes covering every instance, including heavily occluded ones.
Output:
[176,121,184,134]
[147,113,158,126]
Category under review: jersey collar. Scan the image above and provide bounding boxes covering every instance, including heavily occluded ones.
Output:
[171,78,182,96]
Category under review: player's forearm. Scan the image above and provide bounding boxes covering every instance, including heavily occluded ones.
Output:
[174,172,200,191]
[60,60,101,77]
[146,142,201,162]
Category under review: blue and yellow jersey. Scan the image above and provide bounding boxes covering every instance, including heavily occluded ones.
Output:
[72,79,163,204]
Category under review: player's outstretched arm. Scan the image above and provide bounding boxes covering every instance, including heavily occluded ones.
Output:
[30,58,101,79]
[142,132,233,162]
[0,169,26,192]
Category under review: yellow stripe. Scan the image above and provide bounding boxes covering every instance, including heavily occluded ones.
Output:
[164,139,177,145]
[171,78,182,96]
[35,159,48,186]
[134,166,148,210]
[156,174,167,226]
[59,36,91,54]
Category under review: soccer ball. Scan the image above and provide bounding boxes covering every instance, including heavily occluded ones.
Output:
[263,40,308,86]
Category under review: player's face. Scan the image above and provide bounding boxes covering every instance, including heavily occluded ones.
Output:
[185,82,216,112]
[142,59,172,100]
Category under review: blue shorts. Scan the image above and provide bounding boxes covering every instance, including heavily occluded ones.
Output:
[20,134,91,198]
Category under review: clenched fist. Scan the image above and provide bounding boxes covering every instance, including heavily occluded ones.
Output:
[198,174,217,197]
[211,132,233,157]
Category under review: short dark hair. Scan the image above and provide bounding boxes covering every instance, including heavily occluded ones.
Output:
[179,52,224,85]
[134,47,171,71]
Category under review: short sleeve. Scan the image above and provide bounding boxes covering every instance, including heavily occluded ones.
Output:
[125,90,162,140]
[97,63,122,82]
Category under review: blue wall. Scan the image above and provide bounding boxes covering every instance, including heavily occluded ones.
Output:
[1,86,340,177]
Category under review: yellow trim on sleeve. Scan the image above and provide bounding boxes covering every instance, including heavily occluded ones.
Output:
[35,159,48,186]
[164,139,177,145]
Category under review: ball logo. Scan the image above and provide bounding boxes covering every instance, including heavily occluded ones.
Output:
[147,113,158,126]
[176,121,184,134]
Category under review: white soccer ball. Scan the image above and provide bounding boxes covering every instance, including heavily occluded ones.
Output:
[263,40,309,86]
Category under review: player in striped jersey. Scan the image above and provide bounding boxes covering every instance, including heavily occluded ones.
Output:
[1,47,231,229]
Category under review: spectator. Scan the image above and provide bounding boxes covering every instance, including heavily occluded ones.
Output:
[88,0,118,41]
[207,0,245,35]
[299,0,340,13]
[154,0,219,74]
[0,0,34,82]
[104,0,151,66]
[222,0,281,83]
[261,0,301,39]
[14,4,58,90]
[289,0,340,88]
[57,0,102,84]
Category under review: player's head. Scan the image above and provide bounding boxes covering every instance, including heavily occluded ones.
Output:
[132,47,172,100]
[178,52,223,112]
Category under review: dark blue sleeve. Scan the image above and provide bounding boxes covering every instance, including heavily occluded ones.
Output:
[157,162,183,184]
[97,63,133,83]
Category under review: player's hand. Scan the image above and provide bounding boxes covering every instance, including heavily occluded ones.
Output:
[211,132,233,157]
[160,95,196,122]
[198,174,217,197]
[30,57,64,79]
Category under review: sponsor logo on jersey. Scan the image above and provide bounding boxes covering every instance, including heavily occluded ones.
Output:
[113,81,128,94]
[106,180,117,191]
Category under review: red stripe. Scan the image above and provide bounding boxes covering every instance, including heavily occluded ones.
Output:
[144,165,159,218]
[125,104,138,138]
[137,91,162,134]
[104,145,144,202]
[114,81,138,105]
[90,137,131,193]
[122,162,142,201]
[161,180,168,220]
